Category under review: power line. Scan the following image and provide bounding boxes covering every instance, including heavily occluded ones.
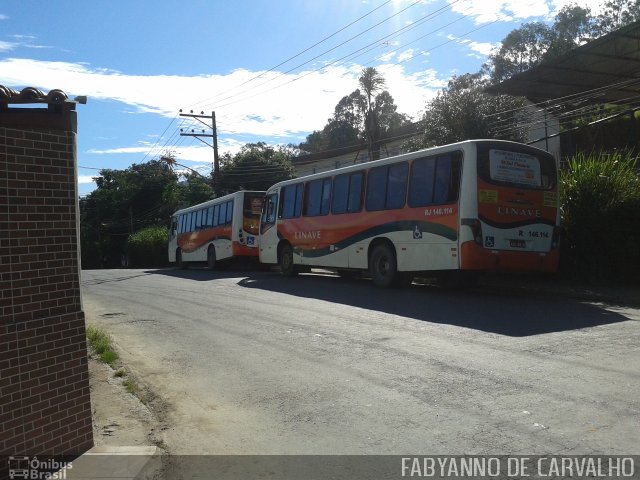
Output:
[202,0,452,112]
[187,0,394,111]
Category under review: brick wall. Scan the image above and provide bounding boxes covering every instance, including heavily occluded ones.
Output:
[0,97,93,466]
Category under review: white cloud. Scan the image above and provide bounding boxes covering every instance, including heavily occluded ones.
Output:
[397,49,416,63]
[550,0,609,16]
[77,175,97,185]
[379,51,396,62]
[0,40,17,52]
[0,58,357,136]
[448,0,548,24]
[465,41,495,56]
[0,57,447,163]
[449,0,611,24]
[87,146,150,155]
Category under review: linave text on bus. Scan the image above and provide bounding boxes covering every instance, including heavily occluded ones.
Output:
[294,230,321,240]
[497,206,542,217]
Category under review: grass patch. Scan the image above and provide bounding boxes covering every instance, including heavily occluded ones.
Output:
[86,325,119,366]
[113,368,126,378]
[122,378,137,395]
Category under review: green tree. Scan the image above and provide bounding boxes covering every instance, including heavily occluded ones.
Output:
[487,5,595,83]
[299,68,411,158]
[411,73,527,148]
[80,159,180,268]
[560,150,640,282]
[359,67,386,160]
[593,0,640,36]
[178,173,214,206]
[215,142,296,195]
[488,22,553,83]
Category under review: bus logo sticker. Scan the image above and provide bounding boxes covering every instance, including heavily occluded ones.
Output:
[484,236,495,248]
[413,225,422,239]
[479,189,498,204]
[246,236,255,246]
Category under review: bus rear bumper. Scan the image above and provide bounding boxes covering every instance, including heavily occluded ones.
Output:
[460,241,559,273]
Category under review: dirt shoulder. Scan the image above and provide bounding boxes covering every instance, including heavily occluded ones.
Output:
[88,354,164,450]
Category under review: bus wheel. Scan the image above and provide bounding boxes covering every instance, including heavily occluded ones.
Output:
[369,243,398,288]
[176,249,187,270]
[207,246,216,270]
[279,244,297,277]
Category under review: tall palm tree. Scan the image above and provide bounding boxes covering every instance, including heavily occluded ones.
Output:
[359,67,386,161]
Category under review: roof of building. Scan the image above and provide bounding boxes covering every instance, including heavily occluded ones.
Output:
[0,86,70,105]
[486,20,640,105]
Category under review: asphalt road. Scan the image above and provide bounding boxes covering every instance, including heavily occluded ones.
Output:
[81,268,640,455]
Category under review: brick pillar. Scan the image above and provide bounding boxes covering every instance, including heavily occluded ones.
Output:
[0,88,93,467]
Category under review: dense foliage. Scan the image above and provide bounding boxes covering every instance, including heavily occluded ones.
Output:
[299,68,412,159]
[486,1,640,83]
[80,144,294,268]
[405,73,528,150]
[128,225,170,268]
[560,150,640,283]
[216,142,296,194]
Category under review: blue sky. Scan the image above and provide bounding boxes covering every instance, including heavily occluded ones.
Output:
[1,0,605,196]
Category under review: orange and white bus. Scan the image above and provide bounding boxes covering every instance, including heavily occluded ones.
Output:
[258,140,560,287]
[168,190,264,269]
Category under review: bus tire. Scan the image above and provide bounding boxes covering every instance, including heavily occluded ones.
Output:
[207,245,216,270]
[279,243,297,277]
[176,249,188,270]
[369,243,398,288]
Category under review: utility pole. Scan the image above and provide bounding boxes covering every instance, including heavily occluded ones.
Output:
[179,110,220,177]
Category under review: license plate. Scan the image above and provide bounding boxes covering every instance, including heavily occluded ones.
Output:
[509,239,526,248]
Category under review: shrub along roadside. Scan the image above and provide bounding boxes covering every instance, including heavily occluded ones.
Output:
[86,325,143,400]
[128,225,169,268]
[86,325,119,365]
[560,150,640,284]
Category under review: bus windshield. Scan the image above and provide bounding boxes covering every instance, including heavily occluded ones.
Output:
[476,142,557,190]
[243,193,264,236]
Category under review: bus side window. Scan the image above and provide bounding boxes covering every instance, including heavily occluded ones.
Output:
[219,203,228,225]
[226,200,234,224]
[213,205,219,226]
[281,183,303,219]
[366,163,408,211]
[207,207,213,227]
[366,166,388,211]
[304,179,323,217]
[263,193,278,224]
[333,172,364,214]
[294,184,303,217]
[387,163,408,209]
[347,172,363,213]
[433,155,462,204]
[409,157,436,207]
[332,175,349,214]
[321,178,332,215]
[433,157,452,204]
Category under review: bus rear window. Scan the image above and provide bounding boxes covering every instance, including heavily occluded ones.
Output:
[477,144,556,190]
